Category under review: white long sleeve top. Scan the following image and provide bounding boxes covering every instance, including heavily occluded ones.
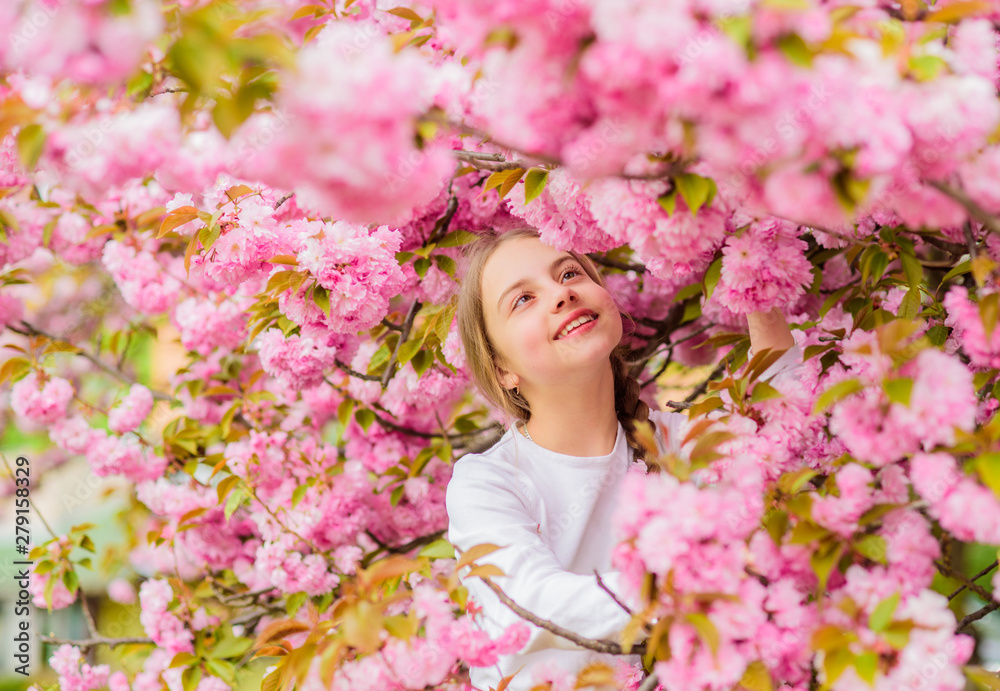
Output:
[445,348,802,691]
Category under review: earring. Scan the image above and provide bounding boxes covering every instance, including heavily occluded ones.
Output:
[514,385,519,396]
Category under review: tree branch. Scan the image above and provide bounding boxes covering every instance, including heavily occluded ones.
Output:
[478,579,641,656]
[594,570,633,615]
[38,635,153,650]
[587,253,647,274]
[945,560,999,601]
[368,407,501,442]
[956,601,1000,633]
[10,321,173,402]
[927,180,1000,236]
[427,190,459,246]
[382,300,422,387]
[934,560,994,603]
[683,359,728,404]
[637,674,660,691]
[274,193,294,210]
[332,361,381,382]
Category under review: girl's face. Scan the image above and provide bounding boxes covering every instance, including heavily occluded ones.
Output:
[480,236,623,392]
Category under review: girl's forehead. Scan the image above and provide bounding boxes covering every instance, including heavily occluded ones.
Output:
[482,238,566,292]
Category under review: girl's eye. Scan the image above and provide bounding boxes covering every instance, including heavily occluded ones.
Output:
[513,294,531,309]
[562,268,581,281]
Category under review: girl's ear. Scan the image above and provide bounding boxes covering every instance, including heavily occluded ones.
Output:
[495,362,519,391]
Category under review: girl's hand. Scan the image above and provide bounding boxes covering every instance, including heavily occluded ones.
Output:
[746,308,795,355]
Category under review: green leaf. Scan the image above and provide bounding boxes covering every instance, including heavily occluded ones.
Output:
[763,510,789,544]
[127,71,155,97]
[418,539,456,559]
[853,651,878,684]
[810,542,844,591]
[684,613,720,656]
[414,257,431,278]
[411,348,433,377]
[854,534,888,564]
[869,592,899,633]
[390,484,405,506]
[814,379,864,414]
[436,230,478,248]
[900,251,923,289]
[286,591,308,617]
[675,173,717,217]
[740,661,773,691]
[883,377,913,406]
[395,338,420,365]
[224,489,244,520]
[750,380,782,404]
[355,408,376,433]
[777,33,813,67]
[897,288,920,319]
[433,254,457,277]
[208,634,253,660]
[909,55,947,81]
[523,169,549,205]
[291,483,309,508]
[62,569,79,594]
[16,124,46,169]
[313,285,331,318]
[965,665,1000,690]
[940,259,971,284]
[657,189,678,216]
[337,399,355,426]
[702,256,722,301]
[975,452,1000,498]
[927,324,949,346]
[182,665,203,691]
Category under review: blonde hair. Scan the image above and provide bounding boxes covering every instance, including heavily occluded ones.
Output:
[456,228,654,461]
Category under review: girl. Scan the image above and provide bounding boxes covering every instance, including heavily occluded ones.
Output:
[445,228,800,691]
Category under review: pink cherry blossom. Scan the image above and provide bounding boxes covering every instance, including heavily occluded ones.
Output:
[11,372,74,425]
[108,384,154,434]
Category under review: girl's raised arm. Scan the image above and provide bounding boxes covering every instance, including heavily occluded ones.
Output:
[747,308,795,355]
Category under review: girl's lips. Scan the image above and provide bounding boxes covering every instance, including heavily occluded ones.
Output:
[557,314,598,340]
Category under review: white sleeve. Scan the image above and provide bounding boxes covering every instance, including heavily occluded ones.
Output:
[445,457,633,654]
[749,343,803,381]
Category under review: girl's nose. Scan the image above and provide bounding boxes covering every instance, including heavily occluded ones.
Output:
[553,286,577,311]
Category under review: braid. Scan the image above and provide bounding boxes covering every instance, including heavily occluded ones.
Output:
[610,346,655,464]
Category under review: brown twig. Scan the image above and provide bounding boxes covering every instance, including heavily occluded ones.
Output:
[217,587,282,605]
[918,234,967,257]
[369,407,501,442]
[963,220,978,260]
[478,579,638,655]
[332,361,381,382]
[594,571,633,615]
[427,191,459,246]
[934,560,994,603]
[381,300,422,388]
[365,529,446,558]
[683,359,728,404]
[38,635,152,650]
[588,253,647,274]
[927,180,1000,236]
[274,193,294,210]
[10,321,173,402]
[637,674,660,691]
[946,560,999,601]
[956,601,1000,632]
[639,323,715,388]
